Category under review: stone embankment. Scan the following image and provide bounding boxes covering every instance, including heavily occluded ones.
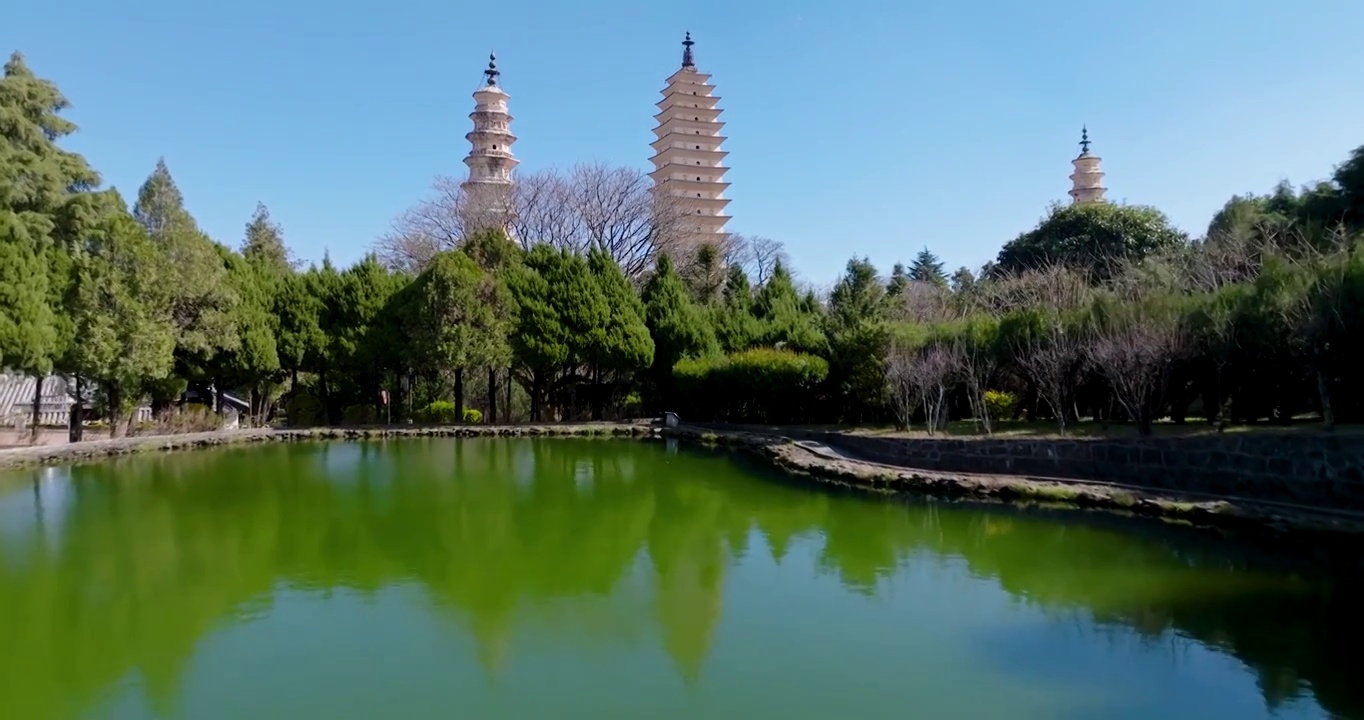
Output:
[665,425,1364,542]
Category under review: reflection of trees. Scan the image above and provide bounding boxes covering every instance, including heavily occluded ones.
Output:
[0,440,1359,719]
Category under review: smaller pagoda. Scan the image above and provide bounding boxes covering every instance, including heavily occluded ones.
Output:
[1068,126,1107,205]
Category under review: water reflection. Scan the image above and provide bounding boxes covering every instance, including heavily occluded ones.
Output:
[0,439,1359,719]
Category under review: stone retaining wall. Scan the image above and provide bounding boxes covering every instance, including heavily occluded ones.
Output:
[693,425,1364,511]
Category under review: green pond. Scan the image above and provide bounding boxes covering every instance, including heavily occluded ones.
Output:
[0,438,1358,719]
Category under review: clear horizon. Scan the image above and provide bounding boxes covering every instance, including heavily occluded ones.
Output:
[7,0,1363,285]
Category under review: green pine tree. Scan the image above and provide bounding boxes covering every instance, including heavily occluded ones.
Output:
[641,253,717,410]
[586,247,654,418]
[908,248,948,286]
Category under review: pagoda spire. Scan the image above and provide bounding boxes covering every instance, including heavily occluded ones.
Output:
[650,32,732,250]
[462,52,518,229]
[1068,125,1106,205]
[483,51,500,86]
[682,31,695,69]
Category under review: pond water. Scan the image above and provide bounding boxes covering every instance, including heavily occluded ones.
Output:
[0,438,1358,719]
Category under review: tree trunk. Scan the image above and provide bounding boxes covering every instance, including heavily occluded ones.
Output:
[319,369,332,425]
[30,375,44,444]
[591,364,603,421]
[69,376,85,443]
[1316,365,1335,431]
[108,383,126,439]
[454,367,465,422]
[530,372,542,422]
[488,367,498,425]
[291,368,299,394]
[506,367,513,423]
[214,377,225,415]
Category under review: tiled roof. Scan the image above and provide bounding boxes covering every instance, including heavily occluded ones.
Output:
[0,373,75,425]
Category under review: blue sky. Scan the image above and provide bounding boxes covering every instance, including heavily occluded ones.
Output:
[7,0,1363,286]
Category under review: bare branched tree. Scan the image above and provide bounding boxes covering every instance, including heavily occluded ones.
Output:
[890,279,962,324]
[886,339,961,434]
[1266,223,1357,430]
[949,325,997,434]
[1084,292,1189,436]
[729,234,789,284]
[995,264,1091,435]
[375,163,693,278]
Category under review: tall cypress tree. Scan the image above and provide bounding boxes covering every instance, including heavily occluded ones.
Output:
[133,159,239,379]
[67,203,177,436]
[0,52,103,436]
[641,254,716,411]
[586,247,653,419]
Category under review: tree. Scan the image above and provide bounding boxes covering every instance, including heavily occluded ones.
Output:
[461,227,522,422]
[641,254,717,411]
[996,202,1188,282]
[0,213,55,374]
[886,335,960,434]
[712,265,760,353]
[1334,145,1364,231]
[908,248,947,286]
[0,51,102,438]
[241,202,293,276]
[730,234,789,285]
[66,208,176,437]
[273,270,325,392]
[507,248,571,421]
[1084,290,1188,436]
[585,248,654,419]
[996,266,1091,434]
[826,257,890,421]
[950,267,977,294]
[682,242,727,304]
[376,164,693,279]
[401,250,512,418]
[133,159,239,376]
[752,263,825,353]
[885,263,910,300]
[212,248,281,420]
[322,255,401,422]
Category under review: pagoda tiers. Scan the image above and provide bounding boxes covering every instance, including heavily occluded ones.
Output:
[463,53,519,188]
[1068,126,1107,204]
[650,32,732,241]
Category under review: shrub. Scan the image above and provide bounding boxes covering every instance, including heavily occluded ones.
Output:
[342,404,379,426]
[984,390,1020,422]
[416,400,458,424]
[673,347,829,423]
[462,408,482,424]
[285,392,324,428]
[132,405,224,436]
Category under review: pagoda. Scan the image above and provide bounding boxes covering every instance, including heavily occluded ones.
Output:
[1067,126,1107,204]
[460,52,518,231]
[649,32,732,244]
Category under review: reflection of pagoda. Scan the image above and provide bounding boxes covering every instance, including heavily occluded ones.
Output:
[648,483,729,684]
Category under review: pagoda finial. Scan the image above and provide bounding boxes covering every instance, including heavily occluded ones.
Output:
[682,31,695,68]
[1079,125,1091,154]
[484,51,499,86]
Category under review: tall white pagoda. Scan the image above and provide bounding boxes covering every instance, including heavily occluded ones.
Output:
[650,32,732,243]
[460,53,518,229]
[1068,126,1107,204]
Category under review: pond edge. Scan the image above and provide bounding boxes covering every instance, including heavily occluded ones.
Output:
[3,423,1362,547]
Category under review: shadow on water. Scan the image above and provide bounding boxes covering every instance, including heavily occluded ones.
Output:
[0,437,1360,719]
